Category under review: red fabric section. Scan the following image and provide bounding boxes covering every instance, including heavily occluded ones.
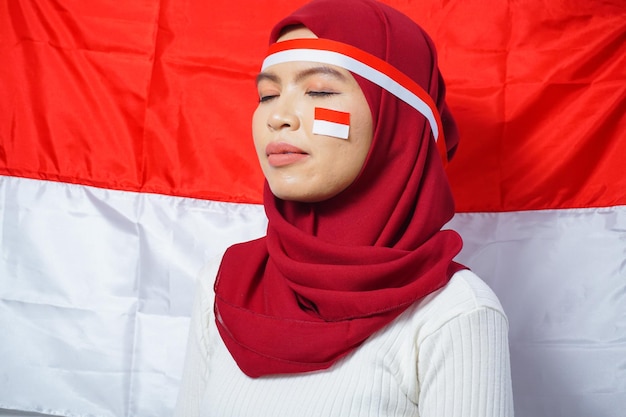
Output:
[1,0,624,210]
[405,0,626,212]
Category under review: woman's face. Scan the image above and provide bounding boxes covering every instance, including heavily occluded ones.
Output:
[252,27,374,203]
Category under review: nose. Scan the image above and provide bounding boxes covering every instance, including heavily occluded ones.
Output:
[267,97,300,131]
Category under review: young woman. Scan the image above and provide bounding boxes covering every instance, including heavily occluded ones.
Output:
[175,0,514,415]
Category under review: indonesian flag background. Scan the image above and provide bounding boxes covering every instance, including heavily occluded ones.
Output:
[0,0,624,416]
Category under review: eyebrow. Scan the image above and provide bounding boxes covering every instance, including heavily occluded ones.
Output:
[256,65,348,85]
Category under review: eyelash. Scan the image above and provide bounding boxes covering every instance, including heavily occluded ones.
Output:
[258,91,337,103]
[259,95,278,103]
[307,91,337,98]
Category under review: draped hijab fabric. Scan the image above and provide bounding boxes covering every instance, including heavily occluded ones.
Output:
[214,0,465,378]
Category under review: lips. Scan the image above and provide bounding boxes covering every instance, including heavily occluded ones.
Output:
[265,142,308,167]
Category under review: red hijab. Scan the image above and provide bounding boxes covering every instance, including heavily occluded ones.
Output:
[214,0,464,378]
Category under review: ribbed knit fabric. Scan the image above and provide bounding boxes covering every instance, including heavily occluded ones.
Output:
[175,259,514,417]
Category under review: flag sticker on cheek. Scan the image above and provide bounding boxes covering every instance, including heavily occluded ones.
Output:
[312,107,351,140]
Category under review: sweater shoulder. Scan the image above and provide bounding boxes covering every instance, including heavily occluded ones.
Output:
[409,269,508,341]
[437,269,504,313]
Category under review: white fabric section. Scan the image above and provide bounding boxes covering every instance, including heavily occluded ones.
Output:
[262,49,440,141]
[312,119,350,139]
[1,174,625,417]
[0,176,267,417]
[447,207,626,417]
[175,262,513,417]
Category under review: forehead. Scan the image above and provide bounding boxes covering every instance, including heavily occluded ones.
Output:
[277,26,318,42]
[256,62,351,85]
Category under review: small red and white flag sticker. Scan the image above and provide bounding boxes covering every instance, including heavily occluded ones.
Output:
[312,107,351,140]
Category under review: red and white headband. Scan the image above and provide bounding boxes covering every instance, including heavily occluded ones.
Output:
[261,38,447,163]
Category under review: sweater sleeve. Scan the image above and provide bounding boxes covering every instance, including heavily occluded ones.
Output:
[416,306,514,417]
[174,266,215,417]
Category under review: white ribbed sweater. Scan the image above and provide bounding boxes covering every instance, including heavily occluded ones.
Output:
[175,260,514,417]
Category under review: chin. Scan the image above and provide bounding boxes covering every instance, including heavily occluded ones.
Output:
[268,185,318,203]
[272,191,319,203]
[269,185,344,203]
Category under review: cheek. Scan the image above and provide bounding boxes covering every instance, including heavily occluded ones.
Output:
[251,108,267,154]
[352,108,374,162]
[343,112,372,159]
[316,141,361,187]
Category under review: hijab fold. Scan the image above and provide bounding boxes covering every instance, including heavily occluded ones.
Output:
[214,0,464,378]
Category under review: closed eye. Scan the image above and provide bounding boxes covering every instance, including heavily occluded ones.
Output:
[259,94,278,103]
[307,91,338,98]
